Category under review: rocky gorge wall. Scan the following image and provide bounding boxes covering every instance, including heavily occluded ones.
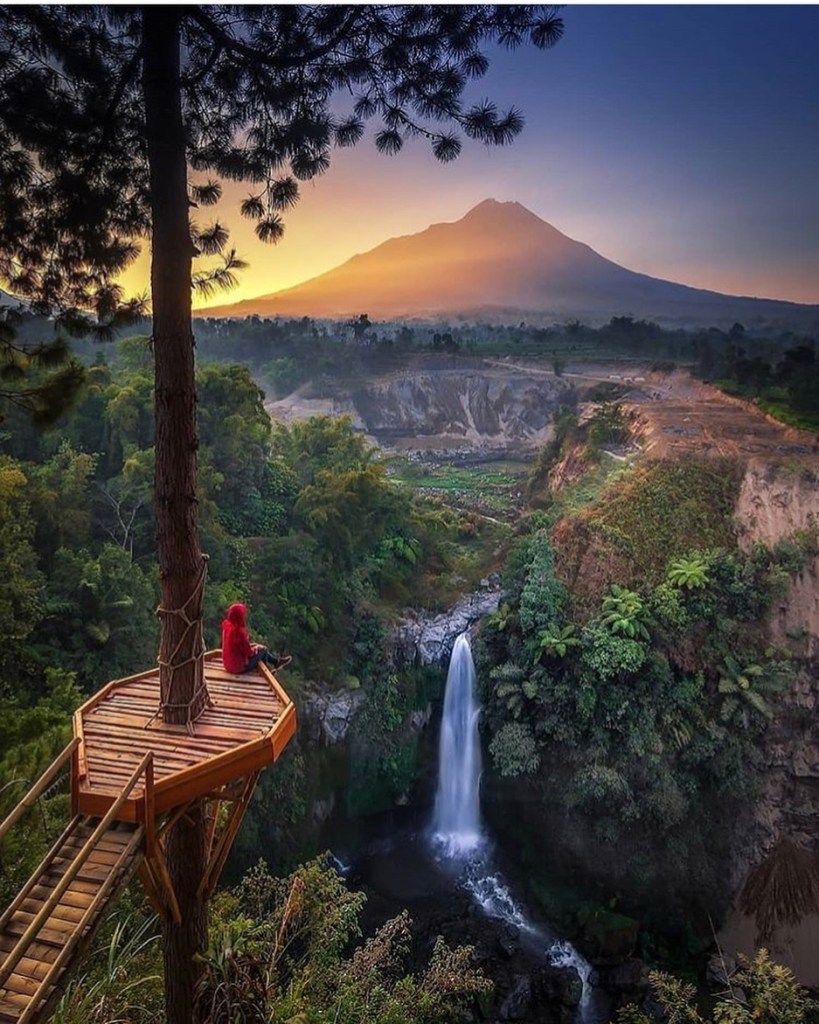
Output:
[295,585,503,827]
[352,368,576,448]
[736,458,819,655]
[720,458,819,986]
[265,362,577,452]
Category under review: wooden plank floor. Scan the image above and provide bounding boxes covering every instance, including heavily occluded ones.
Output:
[0,821,142,1024]
[80,664,286,800]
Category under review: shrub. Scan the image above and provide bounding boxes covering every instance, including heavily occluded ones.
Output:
[579,625,647,682]
[518,530,567,636]
[586,456,743,580]
[489,722,540,778]
[617,949,810,1024]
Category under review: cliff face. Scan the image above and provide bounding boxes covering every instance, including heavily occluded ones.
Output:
[265,364,578,451]
[736,460,819,656]
[352,370,576,447]
[721,458,819,986]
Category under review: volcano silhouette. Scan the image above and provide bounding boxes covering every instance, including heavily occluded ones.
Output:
[203,199,818,328]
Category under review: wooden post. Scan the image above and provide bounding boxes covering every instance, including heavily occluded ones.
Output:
[137,860,166,919]
[205,798,220,860]
[197,772,260,898]
[148,843,182,926]
[144,756,156,858]
[70,745,79,817]
[73,710,88,783]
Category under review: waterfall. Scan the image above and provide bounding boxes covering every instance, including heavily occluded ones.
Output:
[431,633,483,856]
[430,632,603,1023]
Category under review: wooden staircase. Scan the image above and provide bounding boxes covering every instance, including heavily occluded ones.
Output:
[0,819,143,1024]
[0,751,150,1024]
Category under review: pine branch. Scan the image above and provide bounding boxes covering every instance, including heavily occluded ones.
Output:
[187,7,364,73]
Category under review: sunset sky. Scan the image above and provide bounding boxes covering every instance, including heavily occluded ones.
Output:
[122,5,819,310]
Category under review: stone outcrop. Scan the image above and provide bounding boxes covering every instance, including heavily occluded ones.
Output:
[301,584,503,750]
[393,581,503,665]
[301,688,366,746]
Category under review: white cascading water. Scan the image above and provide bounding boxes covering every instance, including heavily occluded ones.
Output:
[430,632,601,1024]
[431,633,483,856]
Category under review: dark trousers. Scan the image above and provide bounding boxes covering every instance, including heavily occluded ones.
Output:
[241,647,277,672]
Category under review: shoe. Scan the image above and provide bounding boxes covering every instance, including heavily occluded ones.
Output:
[272,654,292,671]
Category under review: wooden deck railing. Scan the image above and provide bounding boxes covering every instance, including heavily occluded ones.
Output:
[0,751,153,994]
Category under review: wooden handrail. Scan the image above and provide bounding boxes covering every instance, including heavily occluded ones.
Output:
[259,660,294,710]
[16,823,146,1024]
[0,751,153,992]
[0,738,80,845]
[0,816,82,934]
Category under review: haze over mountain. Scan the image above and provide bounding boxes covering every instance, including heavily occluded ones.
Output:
[203,200,819,329]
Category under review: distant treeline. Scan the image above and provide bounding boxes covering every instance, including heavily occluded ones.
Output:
[188,314,819,428]
[9,308,818,428]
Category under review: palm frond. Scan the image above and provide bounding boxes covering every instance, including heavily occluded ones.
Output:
[739,835,819,941]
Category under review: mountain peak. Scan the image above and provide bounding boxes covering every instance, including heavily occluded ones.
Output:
[456,199,565,242]
[467,197,512,211]
[462,198,537,220]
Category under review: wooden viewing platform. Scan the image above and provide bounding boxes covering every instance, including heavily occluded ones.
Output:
[74,651,296,820]
[0,652,297,1024]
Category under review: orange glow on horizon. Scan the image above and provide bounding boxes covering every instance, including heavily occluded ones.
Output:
[114,151,819,312]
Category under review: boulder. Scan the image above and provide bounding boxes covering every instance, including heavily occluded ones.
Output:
[497,974,533,1020]
[581,908,640,958]
[536,963,583,1008]
[706,951,737,989]
[301,688,366,745]
[598,958,649,994]
[496,924,521,959]
[407,705,433,735]
[310,794,335,825]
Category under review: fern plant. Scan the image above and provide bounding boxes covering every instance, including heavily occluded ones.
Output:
[537,624,580,659]
[487,602,515,632]
[718,655,785,730]
[278,583,324,634]
[601,584,650,640]
[667,556,710,590]
[377,534,421,566]
[490,663,538,719]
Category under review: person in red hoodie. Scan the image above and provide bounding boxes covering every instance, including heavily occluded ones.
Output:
[221,602,291,675]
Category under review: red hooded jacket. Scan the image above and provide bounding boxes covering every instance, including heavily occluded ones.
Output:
[221,603,254,673]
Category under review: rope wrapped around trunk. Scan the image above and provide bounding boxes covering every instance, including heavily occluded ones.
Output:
[154,554,212,730]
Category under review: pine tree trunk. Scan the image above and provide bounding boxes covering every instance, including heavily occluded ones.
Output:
[142,8,207,1023]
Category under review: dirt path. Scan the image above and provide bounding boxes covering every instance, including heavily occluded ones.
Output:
[624,371,817,459]
[486,358,817,459]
